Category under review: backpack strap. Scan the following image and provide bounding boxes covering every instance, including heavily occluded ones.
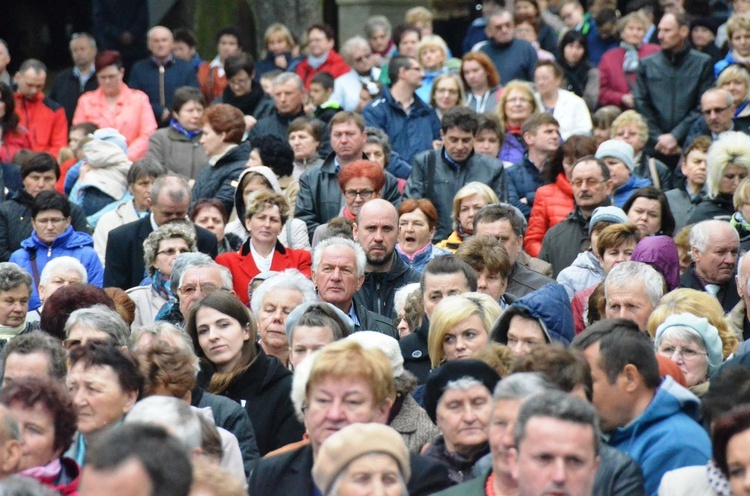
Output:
[648,157,661,189]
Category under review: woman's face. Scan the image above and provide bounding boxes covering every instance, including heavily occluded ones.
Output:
[96,65,124,97]
[726,429,750,496]
[462,60,489,92]
[515,0,537,16]
[621,20,646,45]
[175,100,204,132]
[247,204,283,245]
[534,66,561,97]
[562,154,577,180]
[732,28,750,58]
[603,158,632,189]
[503,89,533,125]
[289,325,335,369]
[0,286,29,328]
[343,177,378,216]
[152,237,190,277]
[599,239,637,274]
[691,26,715,49]
[398,32,420,58]
[288,130,320,161]
[8,402,61,471]
[398,208,435,255]
[720,165,749,195]
[458,193,488,233]
[38,269,83,304]
[442,313,489,362]
[363,143,387,169]
[336,453,403,496]
[593,126,610,148]
[722,77,749,104]
[506,315,546,357]
[656,336,708,387]
[433,78,461,112]
[436,384,492,455]
[130,175,155,212]
[474,130,501,157]
[514,22,537,44]
[267,33,291,55]
[243,177,271,205]
[66,363,137,435]
[257,288,305,354]
[369,28,390,53]
[228,69,253,98]
[614,124,645,154]
[563,41,585,65]
[195,306,251,373]
[627,197,662,236]
[420,46,445,71]
[68,129,87,152]
[199,124,227,157]
[193,206,226,244]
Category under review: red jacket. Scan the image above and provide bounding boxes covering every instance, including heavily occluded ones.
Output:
[524,173,574,257]
[598,44,660,108]
[216,239,312,305]
[295,50,350,89]
[0,127,32,163]
[197,62,227,104]
[14,92,69,158]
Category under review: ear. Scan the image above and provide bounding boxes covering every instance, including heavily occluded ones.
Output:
[737,274,744,298]
[122,389,139,415]
[603,179,614,196]
[373,397,395,423]
[0,440,21,474]
[508,446,520,481]
[679,25,690,38]
[621,364,641,393]
[691,245,700,264]
[355,274,365,291]
[352,222,360,242]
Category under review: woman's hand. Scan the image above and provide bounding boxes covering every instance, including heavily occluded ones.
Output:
[621,93,635,108]
[275,54,288,70]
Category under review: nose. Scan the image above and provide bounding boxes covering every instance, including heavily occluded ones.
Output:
[455,336,467,351]
[272,307,284,321]
[324,399,347,421]
[551,458,567,485]
[477,274,488,290]
[330,267,343,281]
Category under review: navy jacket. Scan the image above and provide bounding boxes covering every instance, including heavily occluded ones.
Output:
[507,154,543,219]
[191,141,250,216]
[49,68,99,125]
[128,57,199,122]
[478,38,538,83]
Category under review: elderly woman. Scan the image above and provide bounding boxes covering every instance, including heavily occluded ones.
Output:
[146,86,209,179]
[0,262,39,341]
[611,110,673,189]
[393,283,421,339]
[72,50,157,161]
[248,270,317,366]
[65,341,143,465]
[717,64,750,128]
[185,291,304,455]
[0,82,32,163]
[288,117,324,180]
[534,60,592,140]
[286,301,352,369]
[313,423,411,496]
[427,293,502,368]
[429,73,465,121]
[496,80,539,165]
[191,199,242,255]
[654,313,723,394]
[62,304,131,351]
[217,191,311,305]
[623,186,676,237]
[396,199,450,272]
[689,131,750,223]
[126,222,196,328]
[366,15,396,66]
[598,12,660,109]
[461,52,501,114]
[666,136,710,232]
[364,127,411,185]
[422,359,500,483]
[34,256,87,319]
[435,182,499,252]
[0,378,79,492]
[558,30,599,112]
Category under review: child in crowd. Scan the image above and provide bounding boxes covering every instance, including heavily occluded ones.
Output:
[307,72,341,124]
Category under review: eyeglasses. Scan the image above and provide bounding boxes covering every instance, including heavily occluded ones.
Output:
[34,217,67,226]
[702,105,731,116]
[157,247,191,257]
[229,77,252,89]
[571,178,606,188]
[354,53,372,63]
[344,189,375,200]
[657,345,707,361]
[178,282,221,297]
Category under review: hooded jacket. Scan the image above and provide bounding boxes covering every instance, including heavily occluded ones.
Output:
[614,175,652,207]
[630,235,680,291]
[295,49,350,89]
[13,92,68,158]
[353,252,421,319]
[10,226,103,310]
[556,251,604,299]
[525,172,575,257]
[491,282,574,346]
[608,376,711,496]
[191,141,250,216]
[80,139,132,201]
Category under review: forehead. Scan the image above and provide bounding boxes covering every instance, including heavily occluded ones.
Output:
[71,37,92,49]
[274,80,301,93]
[606,281,650,302]
[20,69,46,81]
[571,161,604,179]
[704,226,739,245]
[319,245,357,266]
[702,92,727,106]
[491,12,513,23]
[309,375,375,395]
[263,286,304,304]
[150,28,172,41]
[309,28,330,39]
[359,207,397,226]
[182,266,224,285]
[331,120,361,133]
[35,209,65,218]
[659,15,678,29]
[520,416,596,453]
[423,271,469,292]
[154,191,188,208]
[438,384,491,405]
[444,127,474,138]
[477,218,515,235]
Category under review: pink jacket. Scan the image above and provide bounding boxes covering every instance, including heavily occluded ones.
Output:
[598,44,660,108]
[73,84,157,161]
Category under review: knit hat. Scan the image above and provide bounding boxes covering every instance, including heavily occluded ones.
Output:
[312,423,411,495]
[595,139,634,173]
[655,312,723,376]
[690,17,719,37]
[424,359,500,423]
[346,331,404,378]
[285,301,355,339]
[91,127,128,154]
[588,205,628,234]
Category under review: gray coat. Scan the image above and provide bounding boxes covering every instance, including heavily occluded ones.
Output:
[146,127,209,180]
[665,186,705,233]
[390,393,440,454]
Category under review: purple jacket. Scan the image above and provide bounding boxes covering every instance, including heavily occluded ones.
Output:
[631,235,680,291]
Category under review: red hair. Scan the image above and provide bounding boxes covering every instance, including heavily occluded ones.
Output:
[338,160,386,192]
[95,50,123,72]
[202,104,245,144]
[398,198,439,231]
[461,52,501,88]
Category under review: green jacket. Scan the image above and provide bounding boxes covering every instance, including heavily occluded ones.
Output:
[432,469,489,496]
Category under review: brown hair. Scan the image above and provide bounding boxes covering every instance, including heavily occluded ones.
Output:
[398,198,439,231]
[202,104,245,144]
[461,52,500,88]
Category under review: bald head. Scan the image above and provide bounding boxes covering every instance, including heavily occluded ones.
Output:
[354,199,399,271]
[148,26,174,62]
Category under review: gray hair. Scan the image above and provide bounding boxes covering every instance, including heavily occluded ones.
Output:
[364,15,393,39]
[0,475,59,496]
[151,173,191,207]
[171,253,233,297]
[18,59,46,75]
[313,237,367,278]
[131,322,199,375]
[741,251,750,293]
[0,263,32,294]
[64,304,130,347]
[514,390,601,456]
[0,331,67,382]
[249,269,317,317]
[444,377,483,393]
[492,372,556,401]
[69,32,96,50]
[690,220,739,255]
[654,326,716,371]
[272,72,305,92]
[706,131,750,198]
[605,261,664,307]
[142,221,197,277]
[341,36,371,65]
[364,127,393,163]
[127,157,167,186]
[147,25,173,43]
[393,282,420,316]
[38,257,87,287]
[125,396,202,453]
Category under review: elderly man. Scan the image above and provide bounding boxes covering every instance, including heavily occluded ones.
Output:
[295,24,350,89]
[249,72,307,142]
[312,237,397,337]
[49,32,98,124]
[354,199,420,318]
[333,36,381,112]
[680,219,740,312]
[729,252,750,341]
[572,319,711,495]
[1,331,66,387]
[14,59,68,157]
[103,174,218,290]
[248,339,453,496]
[476,9,537,82]
[174,254,234,322]
[0,405,21,478]
[128,26,199,126]
[684,88,748,146]
[604,261,664,331]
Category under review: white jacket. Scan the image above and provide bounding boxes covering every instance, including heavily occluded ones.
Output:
[93,200,140,265]
[535,88,593,140]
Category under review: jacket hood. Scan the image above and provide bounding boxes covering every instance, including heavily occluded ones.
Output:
[631,235,680,291]
[21,225,94,251]
[83,139,132,169]
[555,172,573,196]
[232,166,282,224]
[491,283,574,345]
[570,250,602,273]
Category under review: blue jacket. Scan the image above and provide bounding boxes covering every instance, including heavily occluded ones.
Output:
[609,376,711,496]
[714,51,737,78]
[507,154,543,218]
[614,175,651,207]
[396,243,451,273]
[128,57,199,122]
[362,87,441,164]
[500,133,525,165]
[10,226,103,310]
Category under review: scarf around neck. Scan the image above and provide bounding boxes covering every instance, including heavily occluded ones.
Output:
[307,51,330,70]
[620,42,641,72]
[151,269,172,301]
[222,84,265,116]
[170,118,201,140]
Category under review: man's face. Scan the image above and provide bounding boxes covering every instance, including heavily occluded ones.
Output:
[442,127,475,163]
[312,245,364,310]
[422,272,471,320]
[70,37,96,68]
[658,14,687,51]
[16,69,46,100]
[487,12,515,44]
[692,226,740,285]
[307,28,335,58]
[474,219,522,266]
[272,79,304,115]
[79,459,152,496]
[571,161,612,212]
[511,416,599,496]
[148,28,174,59]
[354,206,398,267]
[151,191,189,226]
[217,34,241,61]
[31,209,71,245]
[701,92,735,135]
[331,120,366,162]
[604,280,654,331]
[477,269,507,301]
[349,45,374,75]
[489,398,523,478]
[177,266,226,317]
[524,124,560,154]
[2,351,51,388]
[559,3,584,28]
[582,342,631,432]
[399,58,424,89]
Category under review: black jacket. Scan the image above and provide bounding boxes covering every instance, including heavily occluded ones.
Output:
[506,261,555,297]
[0,189,91,262]
[191,141,250,216]
[687,193,735,224]
[353,299,399,339]
[354,253,420,319]
[248,107,307,143]
[200,346,304,456]
[49,67,99,125]
[539,207,591,278]
[103,216,218,290]
[680,263,740,313]
[248,443,454,496]
[400,318,431,384]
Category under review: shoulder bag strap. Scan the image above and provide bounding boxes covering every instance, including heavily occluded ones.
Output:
[648,157,660,189]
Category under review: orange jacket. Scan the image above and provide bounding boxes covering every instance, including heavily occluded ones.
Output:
[14,93,68,158]
[524,172,575,257]
[197,63,227,104]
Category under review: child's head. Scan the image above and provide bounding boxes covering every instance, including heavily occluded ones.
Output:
[591,105,622,148]
[417,35,448,71]
[69,122,98,152]
[309,72,335,107]
[260,70,282,95]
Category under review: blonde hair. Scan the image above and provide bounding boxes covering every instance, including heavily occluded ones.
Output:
[610,110,649,146]
[735,176,750,208]
[617,12,648,33]
[245,191,291,225]
[451,182,500,224]
[717,64,750,102]
[263,23,295,53]
[405,6,433,26]
[706,131,750,198]
[496,80,539,130]
[417,35,448,67]
[646,288,739,358]
[427,292,503,367]
[728,13,750,41]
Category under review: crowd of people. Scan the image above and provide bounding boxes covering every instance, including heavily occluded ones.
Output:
[3,0,750,494]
